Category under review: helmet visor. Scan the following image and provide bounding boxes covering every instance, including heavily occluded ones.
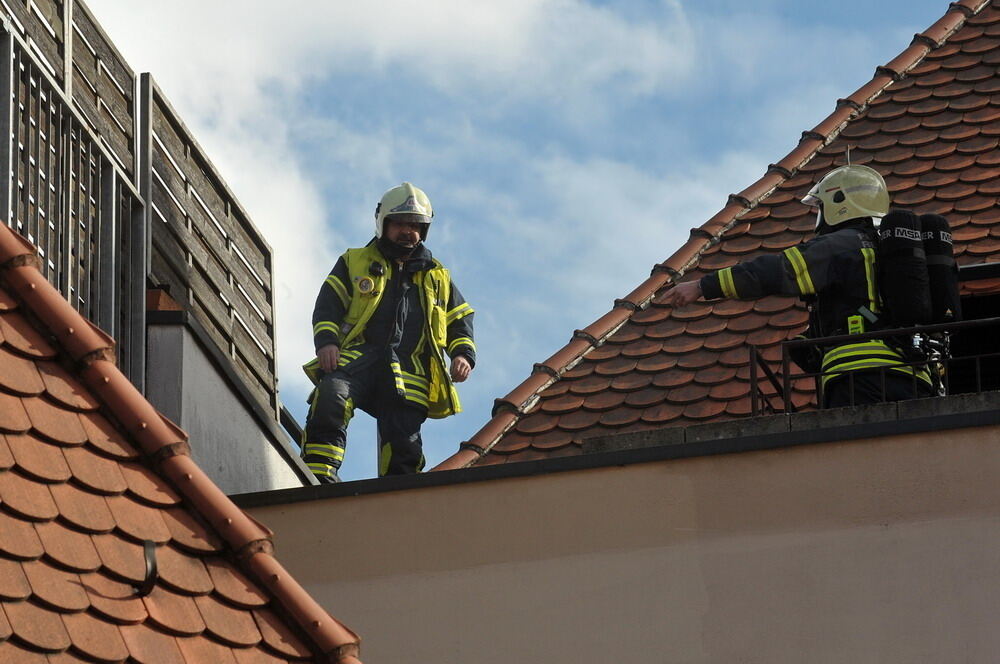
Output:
[801,192,821,207]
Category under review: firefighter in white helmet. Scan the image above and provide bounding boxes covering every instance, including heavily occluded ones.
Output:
[301,183,475,482]
[663,164,933,407]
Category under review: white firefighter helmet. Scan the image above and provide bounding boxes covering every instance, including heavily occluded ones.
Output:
[374,182,433,239]
[801,164,890,227]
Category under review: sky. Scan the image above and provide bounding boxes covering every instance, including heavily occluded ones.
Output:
[86,0,955,481]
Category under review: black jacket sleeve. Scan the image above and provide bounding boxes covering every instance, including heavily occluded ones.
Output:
[444,280,476,368]
[312,256,352,353]
[700,233,852,300]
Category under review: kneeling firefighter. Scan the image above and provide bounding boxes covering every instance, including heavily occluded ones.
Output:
[662,164,934,407]
[301,183,476,482]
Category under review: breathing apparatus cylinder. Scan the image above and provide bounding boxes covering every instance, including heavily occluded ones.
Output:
[919,213,962,323]
[877,209,932,326]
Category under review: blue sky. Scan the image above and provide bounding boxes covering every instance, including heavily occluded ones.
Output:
[89,0,953,481]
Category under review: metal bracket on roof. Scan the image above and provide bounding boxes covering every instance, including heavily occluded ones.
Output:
[689,227,715,240]
[573,329,600,344]
[133,540,158,598]
[612,299,637,312]
[836,98,862,111]
[800,130,827,143]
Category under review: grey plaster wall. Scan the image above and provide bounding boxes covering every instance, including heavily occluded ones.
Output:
[146,324,307,494]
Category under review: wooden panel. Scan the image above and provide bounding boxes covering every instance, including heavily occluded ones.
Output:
[71,0,134,177]
[27,0,63,83]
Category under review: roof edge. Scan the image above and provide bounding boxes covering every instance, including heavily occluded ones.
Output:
[0,222,361,661]
[432,0,990,472]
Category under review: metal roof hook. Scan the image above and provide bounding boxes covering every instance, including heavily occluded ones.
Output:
[134,540,158,597]
[846,145,852,165]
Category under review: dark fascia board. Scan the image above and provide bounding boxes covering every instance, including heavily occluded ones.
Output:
[147,309,316,487]
[232,390,1000,509]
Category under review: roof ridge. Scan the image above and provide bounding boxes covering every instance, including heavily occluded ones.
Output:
[0,224,362,662]
[431,0,991,472]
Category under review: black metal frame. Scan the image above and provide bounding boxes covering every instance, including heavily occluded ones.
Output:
[750,316,1000,416]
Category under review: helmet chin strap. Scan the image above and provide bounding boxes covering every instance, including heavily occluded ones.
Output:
[377,235,419,261]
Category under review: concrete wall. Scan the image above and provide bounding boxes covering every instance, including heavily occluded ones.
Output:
[247,424,1000,663]
[147,324,307,494]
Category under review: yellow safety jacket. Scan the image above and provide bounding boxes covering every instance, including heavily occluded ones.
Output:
[303,243,472,419]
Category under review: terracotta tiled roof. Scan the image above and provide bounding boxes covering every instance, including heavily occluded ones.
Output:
[436,0,1000,470]
[0,229,360,661]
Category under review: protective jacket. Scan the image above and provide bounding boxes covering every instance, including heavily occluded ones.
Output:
[303,240,475,419]
[699,221,930,390]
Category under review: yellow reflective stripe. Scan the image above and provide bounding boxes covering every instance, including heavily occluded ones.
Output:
[784,247,816,295]
[403,391,430,407]
[391,362,406,393]
[307,462,339,477]
[448,337,475,354]
[325,274,350,307]
[337,350,362,367]
[303,443,345,461]
[446,302,473,324]
[822,341,900,368]
[313,321,339,337]
[378,442,392,477]
[410,329,427,376]
[861,247,878,313]
[717,268,738,298]
[821,362,931,387]
[401,372,429,389]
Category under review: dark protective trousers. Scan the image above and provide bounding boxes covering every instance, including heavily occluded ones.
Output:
[303,361,427,477]
[823,369,934,408]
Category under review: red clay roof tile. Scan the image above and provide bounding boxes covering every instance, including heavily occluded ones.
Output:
[156,544,214,596]
[252,608,314,659]
[0,511,43,560]
[62,609,132,661]
[119,461,183,507]
[106,495,172,543]
[2,600,71,651]
[63,445,128,495]
[35,520,102,573]
[143,585,207,636]
[21,560,89,612]
[92,533,147,585]
[0,557,30,601]
[0,312,58,359]
[119,623,187,664]
[196,593,264,647]
[433,0,1000,470]
[0,470,58,521]
[176,634,241,663]
[7,433,71,482]
[205,559,269,610]
[82,572,148,624]
[24,398,88,446]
